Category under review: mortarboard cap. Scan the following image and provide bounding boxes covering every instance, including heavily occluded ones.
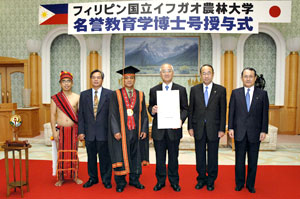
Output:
[116,65,140,75]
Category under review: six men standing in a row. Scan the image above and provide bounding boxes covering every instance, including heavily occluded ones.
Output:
[51,63,269,194]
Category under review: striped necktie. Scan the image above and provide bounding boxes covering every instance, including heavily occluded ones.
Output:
[94,90,99,119]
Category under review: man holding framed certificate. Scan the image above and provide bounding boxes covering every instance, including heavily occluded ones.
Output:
[148,63,188,192]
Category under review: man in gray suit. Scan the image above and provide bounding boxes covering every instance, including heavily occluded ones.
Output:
[188,64,227,191]
[78,69,112,189]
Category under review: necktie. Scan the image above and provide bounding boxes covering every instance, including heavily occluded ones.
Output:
[94,90,99,118]
[128,90,132,100]
[165,85,169,91]
[246,88,250,112]
[204,86,208,107]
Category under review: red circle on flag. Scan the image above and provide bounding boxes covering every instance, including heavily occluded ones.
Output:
[269,6,281,18]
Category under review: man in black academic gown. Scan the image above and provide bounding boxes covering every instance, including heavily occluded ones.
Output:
[108,66,149,193]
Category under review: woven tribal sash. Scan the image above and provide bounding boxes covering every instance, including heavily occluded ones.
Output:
[51,91,78,124]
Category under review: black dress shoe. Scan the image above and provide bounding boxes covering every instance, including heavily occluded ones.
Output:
[116,185,125,193]
[195,182,206,189]
[104,183,112,189]
[153,183,165,191]
[207,184,214,191]
[129,182,145,189]
[83,179,98,188]
[247,186,256,193]
[171,184,181,192]
[235,186,244,191]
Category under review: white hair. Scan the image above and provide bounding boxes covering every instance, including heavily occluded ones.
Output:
[159,63,174,72]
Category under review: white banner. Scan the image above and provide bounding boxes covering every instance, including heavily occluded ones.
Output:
[68,1,291,34]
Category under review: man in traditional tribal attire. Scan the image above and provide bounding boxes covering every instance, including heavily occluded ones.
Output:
[50,71,82,186]
[108,66,149,193]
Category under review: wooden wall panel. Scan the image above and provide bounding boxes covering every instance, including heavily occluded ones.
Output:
[0,111,14,148]
[39,104,51,131]
[16,108,40,137]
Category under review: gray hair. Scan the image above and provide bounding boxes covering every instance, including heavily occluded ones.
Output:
[159,63,174,72]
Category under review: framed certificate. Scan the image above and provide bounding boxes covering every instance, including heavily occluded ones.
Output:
[157,90,181,129]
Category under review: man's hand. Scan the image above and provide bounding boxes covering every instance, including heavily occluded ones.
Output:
[78,134,85,141]
[188,129,194,137]
[260,132,267,141]
[172,120,182,130]
[114,132,122,140]
[140,132,147,140]
[228,129,234,139]
[152,105,158,115]
[218,131,225,138]
[53,131,59,142]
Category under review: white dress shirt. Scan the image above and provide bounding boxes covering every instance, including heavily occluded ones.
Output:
[244,86,254,105]
[92,87,102,106]
[162,82,173,91]
[203,82,213,99]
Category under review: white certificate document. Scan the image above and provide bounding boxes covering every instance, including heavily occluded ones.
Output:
[157,90,181,129]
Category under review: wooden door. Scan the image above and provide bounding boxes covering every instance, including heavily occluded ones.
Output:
[0,67,7,103]
[0,65,24,105]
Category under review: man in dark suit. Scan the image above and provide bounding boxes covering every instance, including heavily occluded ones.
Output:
[188,64,226,191]
[228,67,269,194]
[78,69,112,189]
[149,63,188,192]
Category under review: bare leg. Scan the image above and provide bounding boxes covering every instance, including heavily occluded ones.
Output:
[55,174,64,187]
[55,180,64,187]
[74,177,83,184]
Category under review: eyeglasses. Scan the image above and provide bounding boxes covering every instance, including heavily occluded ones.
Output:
[124,76,135,80]
[61,79,72,84]
[201,72,212,76]
[243,75,255,79]
[91,76,102,80]
[161,69,172,74]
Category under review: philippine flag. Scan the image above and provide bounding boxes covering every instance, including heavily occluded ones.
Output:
[39,4,68,25]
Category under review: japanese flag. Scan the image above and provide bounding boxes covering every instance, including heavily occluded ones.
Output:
[256,1,291,23]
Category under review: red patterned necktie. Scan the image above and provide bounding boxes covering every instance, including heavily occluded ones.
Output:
[128,90,132,100]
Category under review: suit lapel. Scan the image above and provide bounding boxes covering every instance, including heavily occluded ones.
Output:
[97,88,106,114]
[198,84,205,107]
[207,83,217,107]
[159,84,163,91]
[170,83,176,90]
[249,88,259,112]
[87,89,94,114]
[239,88,248,112]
